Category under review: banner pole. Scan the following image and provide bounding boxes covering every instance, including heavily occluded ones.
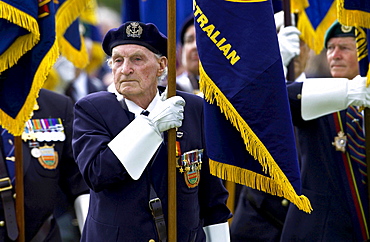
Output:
[167,0,177,241]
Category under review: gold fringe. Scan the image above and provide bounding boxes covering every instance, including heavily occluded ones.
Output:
[59,34,89,69]
[0,1,40,72]
[80,0,98,25]
[0,39,59,136]
[199,62,312,213]
[42,68,60,91]
[297,1,337,54]
[337,0,370,29]
[56,0,90,68]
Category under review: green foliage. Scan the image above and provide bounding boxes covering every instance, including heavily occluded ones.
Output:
[97,0,121,13]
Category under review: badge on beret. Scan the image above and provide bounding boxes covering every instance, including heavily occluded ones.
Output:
[38,145,58,169]
[177,149,203,188]
[341,25,353,33]
[126,22,143,38]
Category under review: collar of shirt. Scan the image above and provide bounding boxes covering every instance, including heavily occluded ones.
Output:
[125,91,160,117]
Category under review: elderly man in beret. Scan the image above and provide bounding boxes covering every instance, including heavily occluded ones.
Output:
[72,21,231,242]
[280,21,370,241]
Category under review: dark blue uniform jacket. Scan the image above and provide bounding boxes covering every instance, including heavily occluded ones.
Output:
[73,90,231,242]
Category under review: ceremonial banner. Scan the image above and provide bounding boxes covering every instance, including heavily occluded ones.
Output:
[0,0,39,72]
[295,0,337,54]
[194,0,311,213]
[55,0,90,69]
[121,0,193,43]
[0,0,58,136]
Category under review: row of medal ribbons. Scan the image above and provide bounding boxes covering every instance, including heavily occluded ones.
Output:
[22,118,65,142]
[177,149,203,173]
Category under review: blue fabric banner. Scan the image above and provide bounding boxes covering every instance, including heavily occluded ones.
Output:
[194,0,311,213]
[121,0,193,43]
[0,0,59,135]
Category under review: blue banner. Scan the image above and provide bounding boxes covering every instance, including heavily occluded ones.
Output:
[194,0,311,213]
[121,0,193,43]
[0,0,58,135]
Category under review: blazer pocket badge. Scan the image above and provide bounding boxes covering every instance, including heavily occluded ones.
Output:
[38,145,58,170]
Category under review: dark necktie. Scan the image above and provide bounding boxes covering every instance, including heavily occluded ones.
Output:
[0,128,15,182]
[141,110,150,116]
[346,106,367,184]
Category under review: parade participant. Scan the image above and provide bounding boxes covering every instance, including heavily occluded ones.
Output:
[176,16,200,94]
[281,21,370,241]
[0,88,88,241]
[73,21,231,241]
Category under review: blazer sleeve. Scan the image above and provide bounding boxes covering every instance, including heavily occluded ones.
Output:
[73,92,133,192]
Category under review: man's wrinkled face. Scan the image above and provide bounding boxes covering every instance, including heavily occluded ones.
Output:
[111,44,166,101]
[326,37,359,79]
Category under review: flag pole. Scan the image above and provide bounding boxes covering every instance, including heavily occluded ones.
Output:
[15,136,25,242]
[167,0,177,241]
[283,0,295,81]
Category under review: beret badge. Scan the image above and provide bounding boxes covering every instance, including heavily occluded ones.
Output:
[341,25,353,33]
[126,22,143,38]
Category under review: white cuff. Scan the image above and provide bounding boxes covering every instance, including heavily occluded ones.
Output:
[203,222,230,242]
[108,116,163,180]
[302,78,348,120]
[74,194,90,233]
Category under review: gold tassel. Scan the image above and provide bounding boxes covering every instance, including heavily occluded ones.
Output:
[56,0,90,69]
[200,62,312,213]
[337,0,370,29]
[0,39,59,136]
[0,1,40,72]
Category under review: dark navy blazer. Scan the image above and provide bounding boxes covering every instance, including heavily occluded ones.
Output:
[0,89,88,241]
[73,90,231,242]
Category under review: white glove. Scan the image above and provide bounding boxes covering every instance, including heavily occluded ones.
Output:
[203,222,230,242]
[108,96,185,180]
[148,96,185,134]
[274,11,296,33]
[278,26,301,67]
[302,75,369,120]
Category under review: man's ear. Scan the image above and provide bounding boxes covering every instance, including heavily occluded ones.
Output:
[157,56,167,76]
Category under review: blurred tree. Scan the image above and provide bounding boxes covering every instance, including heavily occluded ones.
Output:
[97,0,120,13]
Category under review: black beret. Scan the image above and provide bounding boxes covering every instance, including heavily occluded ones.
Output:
[324,20,355,48]
[102,21,167,57]
[180,15,194,46]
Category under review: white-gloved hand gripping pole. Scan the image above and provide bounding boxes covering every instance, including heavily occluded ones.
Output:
[108,96,185,180]
[74,194,90,233]
[203,222,230,242]
[302,75,369,120]
[278,26,301,68]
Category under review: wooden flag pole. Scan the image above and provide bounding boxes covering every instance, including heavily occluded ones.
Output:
[15,136,24,242]
[167,0,177,241]
[283,0,295,82]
